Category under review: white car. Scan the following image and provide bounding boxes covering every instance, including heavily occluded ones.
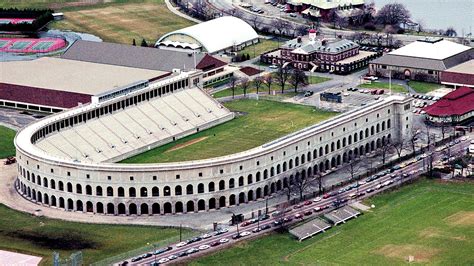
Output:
[240,231,251,237]
[199,245,210,250]
[201,233,212,239]
[158,258,169,263]
[168,255,178,260]
[219,238,229,243]
[175,241,187,248]
[312,197,322,202]
[358,180,366,185]
[269,64,278,69]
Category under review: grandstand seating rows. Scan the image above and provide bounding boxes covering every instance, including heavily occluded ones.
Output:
[289,219,331,241]
[35,88,231,163]
[324,206,361,225]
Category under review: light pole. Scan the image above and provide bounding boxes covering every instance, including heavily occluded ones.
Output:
[147,242,157,264]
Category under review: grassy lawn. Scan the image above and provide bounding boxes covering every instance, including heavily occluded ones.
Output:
[48,1,194,45]
[121,99,337,163]
[191,179,474,265]
[212,75,331,98]
[238,39,280,58]
[408,81,441,94]
[359,81,408,93]
[0,125,16,159]
[0,204,191,265]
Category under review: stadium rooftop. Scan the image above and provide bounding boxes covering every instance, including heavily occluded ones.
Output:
[0,57,168,95]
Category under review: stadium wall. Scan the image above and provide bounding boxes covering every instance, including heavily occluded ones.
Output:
[14,90,412,217]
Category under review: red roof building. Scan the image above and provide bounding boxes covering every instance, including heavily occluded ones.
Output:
[424,86,474,124]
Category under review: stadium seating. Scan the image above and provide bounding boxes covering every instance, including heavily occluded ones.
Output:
[35,88,232,163]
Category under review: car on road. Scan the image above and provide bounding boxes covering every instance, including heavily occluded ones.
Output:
[201,233,212,239]
[293,203,304,209]
[304,91,314,97]
[210,241,221,247]
[363,76,378,81]
[271,210,282,217]
[313,196,322,202]
[294,213,303,219]
[154,246,172,255]
[232,233,242,240]
[199,245,210,250]
[269,64,278,69]
[177,251,188,257]
[289,13,297,17]
[304,210,312,216]
[241,221,252,227]
[240,231,251,237]
[158,258,169,264]
[175,241,187,248]
[219,238,229,243]
[323,193,331,199]
[366,188,374,193]
[186,248,199,255]
[131,257,142,262]
[273,219,283,226]
[260,224,271,230]
[303,200,312,205]
[258,214,270,221]
[349,193,357,199]
[435,145,447,152]
[168,254,178,260]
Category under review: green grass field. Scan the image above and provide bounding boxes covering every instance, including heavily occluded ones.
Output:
[0,204,191,265]
[121,99,337,163]
[358,81,408,93]
[408,81,441,94]
[238,39,280,58]
[191,179,474,265]
[212,75,331,98]
[0,125,16,159]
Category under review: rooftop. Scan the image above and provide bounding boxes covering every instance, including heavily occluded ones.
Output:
[156,16,258,54]
[424,87,474,117]
[289,0,365,9]
[389,39,472,60]
[444,59,474,75]
[284,37,358,54]
[0,57,167,95]
[62,40,213,72]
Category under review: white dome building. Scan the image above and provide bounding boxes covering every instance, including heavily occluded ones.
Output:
[155,16,259,54]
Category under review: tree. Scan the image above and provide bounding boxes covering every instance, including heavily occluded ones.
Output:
[275,63,290,93]
[289,68,308,93]
[272,18,290,36]
[315,172,324,196]
[295,25,309,36]
[240,77,250,97]
[376,3,410,26]
[327,9,339,28]
[409,127,421,156]
[132,39,136,46]
[345,153,364,181]
[229,76,238,99]
[254,76,264,95]
[378,139,392,165]
[264,74,273,95]
[250,15,262,31]
[294,172,315,201]
[335,16,348,29]
[445,27,457,37]
[141,39,148,47]
[391,140,406,160]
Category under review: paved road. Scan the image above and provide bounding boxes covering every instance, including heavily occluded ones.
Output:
[126,134,470,265]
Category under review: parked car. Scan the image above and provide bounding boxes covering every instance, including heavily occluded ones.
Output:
[240,231,251,237]
[363,76,378,81]
[269,64,278,69]
[198,245,210,250]
[313,197,322,202]
[366,188,374,193]
[210,241,221,247]
[219,238,229,243]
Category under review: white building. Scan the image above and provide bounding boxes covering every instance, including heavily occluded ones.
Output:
[155,16,259,54]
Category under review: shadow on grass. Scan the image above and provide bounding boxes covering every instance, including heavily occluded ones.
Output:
[6,230,101,250]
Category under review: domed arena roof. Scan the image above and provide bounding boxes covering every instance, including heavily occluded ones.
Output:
[156,16,258,54]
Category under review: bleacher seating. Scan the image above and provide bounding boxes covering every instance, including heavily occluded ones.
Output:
[324,206,361,225]
[35,88,232,163]
[289,219,331,241]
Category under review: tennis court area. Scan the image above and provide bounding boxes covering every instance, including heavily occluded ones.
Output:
[0,37,66,53]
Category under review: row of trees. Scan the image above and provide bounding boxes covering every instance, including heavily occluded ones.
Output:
[227,65,308,98]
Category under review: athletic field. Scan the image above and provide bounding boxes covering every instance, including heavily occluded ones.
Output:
[51,2,195,45]
[0,125,16,159]
[192,179,474,265]
[121,99,337,163]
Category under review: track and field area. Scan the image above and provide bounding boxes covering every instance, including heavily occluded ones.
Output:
[121,99,337,163]
[191,179,474,265]
[51,2,195,45]
[0,125,16,159]
[0,204,191,265]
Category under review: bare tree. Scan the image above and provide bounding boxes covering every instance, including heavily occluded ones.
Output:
[289,68,308,93]
[229,76,238,99]
[275,63,290,93]
[391,140,406,160]
[295,25,309,36]
[315,172,324,196]
[294,172,315,201]
[240,77,250,97]
[263,74,273,95]
[409,127,421,156]
[272,18,289,36]
[377,140,392,165]
[250,15,262,31]
[336,16,348,29]
[254,76,264,95]
[345,153,364,181]
[376,3,411,26]
[327,9,339,28]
